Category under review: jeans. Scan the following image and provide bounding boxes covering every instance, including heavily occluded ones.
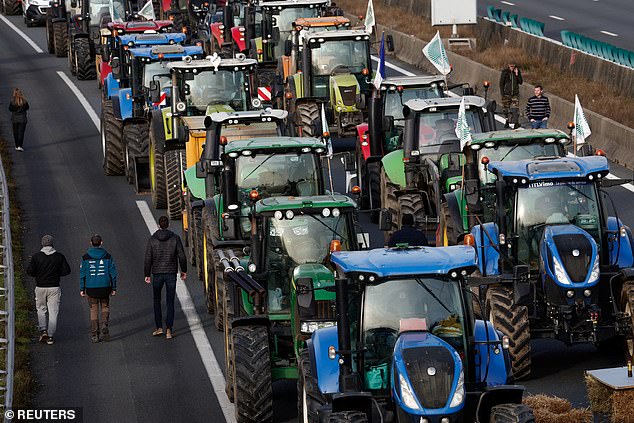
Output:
[12,122,26,148]
[87,296,110,335]
[152,274,177,330]
[35,287,61,337]
[530,119,548,129]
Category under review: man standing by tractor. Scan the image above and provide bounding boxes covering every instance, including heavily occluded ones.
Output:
[525,85,551,129]
[500,61,523,128]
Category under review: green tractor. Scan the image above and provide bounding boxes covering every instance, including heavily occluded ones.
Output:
[283,29,374,141]
[195,136,331,329]
[438,128,571,246]
[379,96,496,243]
[183,108,288,283]
[217,194,360,423]
[147,54,260,219]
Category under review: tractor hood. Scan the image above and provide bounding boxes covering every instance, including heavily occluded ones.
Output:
[540,224,599,287]
[392,331,465,415]
[330,74,361,112]
[381,149,405,188]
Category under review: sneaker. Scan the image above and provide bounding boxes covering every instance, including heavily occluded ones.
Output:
[152,328,163,336]
[39,331,48,343]
[90,334,99,343]
[101,327,110,342]
[165,329,173,340]
[46,337,54,345]
[17,147,23,151]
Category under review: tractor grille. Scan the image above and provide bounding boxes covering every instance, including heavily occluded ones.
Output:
[553,234,592,283]
[314,299,336,320]
[338,86,357,106]
[403,346,454,409]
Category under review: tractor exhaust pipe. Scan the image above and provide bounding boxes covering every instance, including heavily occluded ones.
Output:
[368,96,382,157]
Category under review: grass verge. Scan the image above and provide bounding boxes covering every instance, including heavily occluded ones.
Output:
[336,0,634,128]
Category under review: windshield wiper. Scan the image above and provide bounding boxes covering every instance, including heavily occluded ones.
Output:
[241,153,275,183]
[307,214,348,244]
[565,182,594,203]
[414,278,452,314]
[499,144,522,162]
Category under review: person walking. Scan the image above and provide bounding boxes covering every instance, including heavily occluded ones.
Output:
[80,234,117,343]
[8,88,29,151]
[144,216,186,340]
[499,62,523,129]
[525,85,551,129]
[387,214,428,247]
[26,235,71,345]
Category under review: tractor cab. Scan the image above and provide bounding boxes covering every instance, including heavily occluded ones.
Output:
[301,246,531,422]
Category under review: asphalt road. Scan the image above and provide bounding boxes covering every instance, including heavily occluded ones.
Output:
[2,12,634,423]
[478,0,634,50]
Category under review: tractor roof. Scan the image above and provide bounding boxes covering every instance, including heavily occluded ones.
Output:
[404,95,485,113]
[224,136,325,154]
[168,56,258,72]
[381,75,445,89]
[488,156,609,181]
[255,195,356,214]
[119,32,186,47]
[331,246,477,278]
[260,0,328,8]
[108,20,173,32]
[209,109,288,125]
[306,29,371,42]
[294,16,350,28]
[468,129,570,146]
[130,44,204,60]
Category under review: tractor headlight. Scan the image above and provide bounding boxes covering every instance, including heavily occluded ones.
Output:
[321,208,331,217]
[553,256,571,285]
[399,373,420,410]
[332,208,340,217]
[589,254,600,284]
[300,321,336,334]
[175,102,186,112]
[274,210,283,220]
[449,369,465,407]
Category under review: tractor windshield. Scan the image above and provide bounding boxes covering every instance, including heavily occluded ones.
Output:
[184,70,247,115]
[360,278,466,376]
[384,87,444,124]
[513,180,601,267]
[417,108,483,148]
[311,40,369,76]
[477,142,566,184]
[91,0,124,22]
[263,213,351,313]
[235,152,319,198]
[143,61,171,88]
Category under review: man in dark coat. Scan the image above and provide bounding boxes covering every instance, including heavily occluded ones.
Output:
[144,216,187,339]
[499,62,523,128]
[388,214,428,247]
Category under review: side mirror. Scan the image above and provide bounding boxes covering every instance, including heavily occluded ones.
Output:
[385,34,394,52]
[110,57,121,79]
[382,115,394,133]
[296,278,313,313]
[378,208,392,231]
[513,265,531,306]
[149,81,160,103]
[463,179,482,213]
[271,27,280,42]
[196,161,205,178]
[284,39,292,57]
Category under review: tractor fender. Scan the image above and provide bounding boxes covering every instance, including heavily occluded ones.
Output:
[111,95,123,121]
[115,88,133,121]
[380,149,405,189]
[309,325,340,395]
[104,72,120,100]
[473,320,509,386]
[210,22,223,46]
[293,264,335,295]
[51,16,67,24]
[184,165,206,200]
[231,26,246,51]
[608,217,634,268]
[475,385,525,423]
[356,123,370,161]
[230,315,270,330]
[471,223,500,276]
[202,197,217,213]
[444,191,466,241]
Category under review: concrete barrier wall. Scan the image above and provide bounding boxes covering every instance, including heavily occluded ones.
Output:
[351,14,634,168]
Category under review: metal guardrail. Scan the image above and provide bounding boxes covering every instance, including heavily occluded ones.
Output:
[0,154,15,418]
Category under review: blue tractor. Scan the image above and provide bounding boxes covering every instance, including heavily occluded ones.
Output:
[300,246,535,422]
[463,155,634,380]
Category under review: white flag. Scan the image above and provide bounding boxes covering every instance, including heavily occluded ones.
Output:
[138,0,156,21]
[109,0,124,22]
[364,0,375,34]
[573,94,591,146]
[455,97,472,151]
[321,104,333,159]
[422,31,451,75]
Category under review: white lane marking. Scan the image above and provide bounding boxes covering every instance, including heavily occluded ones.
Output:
[372,55,415,76]
[548,15,565,21]
[600,30,618,37]
[57,71,100,130]
[0,14,44,53]
[605,173,634,193]
[500,1,515,5]
[136,200,236,423]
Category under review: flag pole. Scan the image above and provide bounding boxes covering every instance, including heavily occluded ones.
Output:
[327,154,335,194]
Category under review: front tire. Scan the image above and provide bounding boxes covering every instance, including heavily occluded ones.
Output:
[150,124,167,209]
[298,349,325,423]
[53,21,68,57]
[75,37,96,80]
[101,100,124,176]
[165,149,185,220]
[489,403,535,423]
[123,123,150,186]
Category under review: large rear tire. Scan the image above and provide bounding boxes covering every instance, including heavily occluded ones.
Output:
[202,221,215,314]
[193,207,204,281]
[101,100,124,176]
[296,102,320,137]
[75,38,96,80]
[489,403,535,423]
[150,123,167,209]
[327,411,369,423]
[46,17,55,53]
[298,349,326,423]
[53,21,68,57]
[165,149,185,220]
[438,201,456,246]
[3,0,21,15]
[380,166,399,228]
[123,123,150,186]
[232,325,273,423]
[486,287,531,380]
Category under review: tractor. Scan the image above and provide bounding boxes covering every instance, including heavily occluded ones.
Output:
[45,0,79,57]
[464,154,634,379]
[283,29,374,142]
[183,108,289,283]
[299,246,535,423]
[218,194,360,422]
[145,55,259,219]
[195,135,331,328]
[355,75,447,214]
[438,128,571,247]
[378,96,496,243]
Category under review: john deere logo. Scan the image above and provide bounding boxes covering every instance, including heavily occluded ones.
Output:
[427,367,436,376]
[572,249,580,257]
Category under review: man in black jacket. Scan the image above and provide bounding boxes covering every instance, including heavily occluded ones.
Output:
[388,214,428,247]
[26,235,71,344]
[144,216,187,339]
[499,62,523,128]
